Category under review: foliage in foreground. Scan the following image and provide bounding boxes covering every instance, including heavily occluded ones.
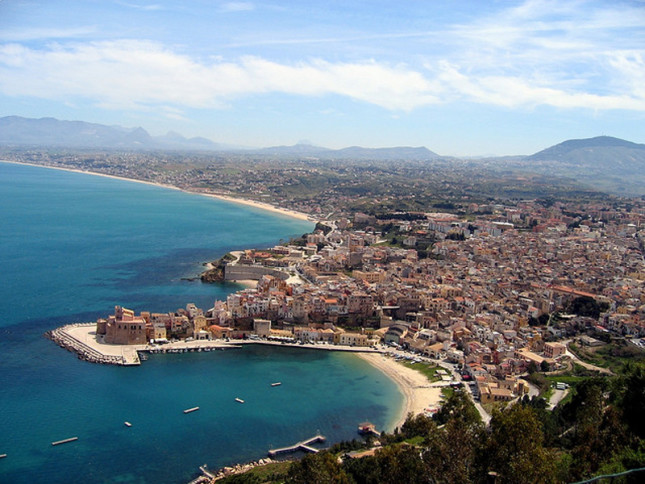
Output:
[282,363,645,484]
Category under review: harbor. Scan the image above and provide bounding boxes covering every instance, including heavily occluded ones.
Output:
[46,323,382,368]
[46,324,243,366]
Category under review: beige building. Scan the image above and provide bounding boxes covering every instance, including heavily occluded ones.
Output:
[97,306,147,345]
[338,332,369,346]
[543,342,566,359]
[253,318,272,337]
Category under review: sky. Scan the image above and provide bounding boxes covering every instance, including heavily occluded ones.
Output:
[0,0,644,156]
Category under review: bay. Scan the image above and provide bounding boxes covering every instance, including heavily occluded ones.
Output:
[0,162,403,483]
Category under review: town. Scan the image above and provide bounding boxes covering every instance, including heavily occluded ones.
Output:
[90,196,644,408]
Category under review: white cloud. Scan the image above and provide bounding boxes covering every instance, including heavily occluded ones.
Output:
[0,27,96,42]
[116,2,164,11]
[0,40,441,111]
[220,2,254,12]
[1,0,644,115]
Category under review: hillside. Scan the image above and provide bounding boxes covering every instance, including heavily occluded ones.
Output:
[519,136,645,195]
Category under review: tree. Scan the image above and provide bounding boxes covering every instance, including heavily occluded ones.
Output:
[373,444,430,484]
[478,404,556,484]
[401,413,436,440]
[424,414,483,483]
[433,389,481,427]
[286,452,352,484]
[565,296,609,320]
[617,362,645,439]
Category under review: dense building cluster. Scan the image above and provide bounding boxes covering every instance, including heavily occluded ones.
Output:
[98,198,644,398]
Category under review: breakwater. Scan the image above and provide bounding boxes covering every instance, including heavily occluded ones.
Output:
[46,324,246,367]
[46,324,134,366]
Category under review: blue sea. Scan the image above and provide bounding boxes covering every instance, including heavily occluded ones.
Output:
[0,162,403,483]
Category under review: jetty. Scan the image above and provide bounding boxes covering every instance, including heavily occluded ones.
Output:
[268,434,326,457]
[52,437,78,446]
[184,407,200,414]
[358,422,381,437]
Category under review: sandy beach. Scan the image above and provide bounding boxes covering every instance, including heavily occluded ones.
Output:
[356,353,444,431]
[2,160,314,223]
[200,192,312,221]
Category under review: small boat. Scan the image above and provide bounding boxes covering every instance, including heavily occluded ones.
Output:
[235,397,245,404]
[183,406,200,414]
[271,382,282,387]
[0,454,7,459]
[51,437,78,446]
[124,421,132,427]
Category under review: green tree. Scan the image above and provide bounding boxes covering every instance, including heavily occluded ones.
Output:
[401,413,436,440]
[433,389,481,427]
[373,444,430,484]
[617,362,645,439]
[478,404,556,484]
[286,452,352,484]
[424,414,483,483]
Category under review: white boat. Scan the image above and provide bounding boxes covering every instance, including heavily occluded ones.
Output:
[271,382,282,387]
[183,406,200,414]
[235,397,245,403]
[124,421,132,427]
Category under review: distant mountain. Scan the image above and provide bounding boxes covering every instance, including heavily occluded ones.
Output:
[521,136,645,195]
[0,116,442,160]
[528,136,645,163]
[254,143,439,160]
[0,116,221,150]
[332,145,439,161]
[254,143,333,157]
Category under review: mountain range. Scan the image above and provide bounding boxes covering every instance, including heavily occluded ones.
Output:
[0,116,222,150]
[1,116,644,194]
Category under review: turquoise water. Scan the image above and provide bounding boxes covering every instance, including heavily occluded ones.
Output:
[0,162,403,483]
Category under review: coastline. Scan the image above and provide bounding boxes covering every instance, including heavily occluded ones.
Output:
[0,160,313,223]
[50,321,443,432]
[355,352,443,431]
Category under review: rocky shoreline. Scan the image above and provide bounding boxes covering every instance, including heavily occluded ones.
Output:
[189,457,281,483]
